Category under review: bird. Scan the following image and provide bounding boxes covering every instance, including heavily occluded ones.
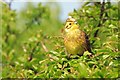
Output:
[64,16,92,56]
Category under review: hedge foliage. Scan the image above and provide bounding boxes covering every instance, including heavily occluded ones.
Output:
[1,1,119,78]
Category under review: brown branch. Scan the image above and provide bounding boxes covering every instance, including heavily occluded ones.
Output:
[28,41,48,61]
[28,41,40,61]
[8,0,13,9]
[4,0,14,10]
[94,1,105,37]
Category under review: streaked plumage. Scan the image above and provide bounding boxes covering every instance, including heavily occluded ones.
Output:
[64,16,92,56]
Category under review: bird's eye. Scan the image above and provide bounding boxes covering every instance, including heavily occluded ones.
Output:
[69,23,71,25]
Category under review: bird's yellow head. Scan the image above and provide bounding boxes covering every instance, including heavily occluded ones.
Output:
[64,16,79,33]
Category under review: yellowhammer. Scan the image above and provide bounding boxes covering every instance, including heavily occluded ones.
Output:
[64,16,92,56]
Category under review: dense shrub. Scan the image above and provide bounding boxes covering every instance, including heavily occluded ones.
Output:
[1,1,119,78]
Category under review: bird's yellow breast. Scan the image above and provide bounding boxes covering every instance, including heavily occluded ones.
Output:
[64,29,85,55]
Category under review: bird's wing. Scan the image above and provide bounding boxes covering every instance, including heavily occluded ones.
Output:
[80,31,92,53]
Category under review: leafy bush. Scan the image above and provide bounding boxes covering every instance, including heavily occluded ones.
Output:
[1,1,119,78]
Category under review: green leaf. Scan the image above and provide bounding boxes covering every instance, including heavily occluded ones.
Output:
[103,55,109,59]
[78,62,88,77]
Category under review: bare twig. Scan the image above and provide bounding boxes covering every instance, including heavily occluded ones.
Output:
[40,41,48,52]
[8,0,13,9]
[28,41,40,61]
[4,0,14,10]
